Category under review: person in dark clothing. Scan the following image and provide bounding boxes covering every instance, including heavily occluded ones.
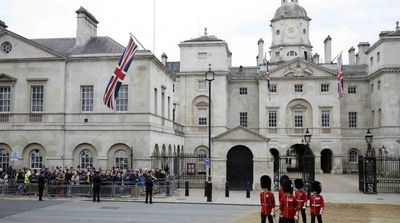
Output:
[37,171,46,201]
[92,170,102,202]
[145,175,154,204]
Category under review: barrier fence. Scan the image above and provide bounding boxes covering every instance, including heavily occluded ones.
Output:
[0,179,177,199]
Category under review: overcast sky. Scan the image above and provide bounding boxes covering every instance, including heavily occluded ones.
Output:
[1,0,399,66]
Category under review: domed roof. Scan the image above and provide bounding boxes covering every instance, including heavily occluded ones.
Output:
[272,3,310,21]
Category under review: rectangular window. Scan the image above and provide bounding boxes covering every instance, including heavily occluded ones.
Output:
[321,84,329,92]
[80,85,93,112]
[371,83,374,93]
[377,80,381,90]
[116,85,128,111]
[348,86,357,94]
[198,80,207,91]
[269,111,277,127]
[240,112,248,127]
[348,112,357,128]
[321,111,330,127]
[31,85,44,112]
[269,84,277,93]
[187,163,196,175]
[372,110,375,127]
[154,88,158,114]
[275,52,280,57]
[294,84,303,93]
[370,57,373,66]
[0,86,11,112]
[377,52,380,63]
[294,111,303,128]
[239,87,248,95]
[198,52,207,59]
[198,108,207,126]
[378,109,382,127]
[168,96,171,119]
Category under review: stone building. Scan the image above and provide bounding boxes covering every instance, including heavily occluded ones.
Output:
[0,1,399,189]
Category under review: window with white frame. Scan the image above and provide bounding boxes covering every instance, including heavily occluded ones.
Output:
[348,112,357,128]
[81,86,93,112]
[31,85,44,112]
[197,52,207,59]
[269,84,277,93]
[348,86,357,94]
[294,84,303,93]
[349,150,359,163]
[0,86,11,112]
[321,111,330,127]
[294,111,303,127]
[239,87,248,95]
[269,111,277,127]
[80,149,93,168]
[198,80,207,91]
[198,107,207,126]
[321,84,329,92]
[30,149,43,169]
[115,150,128,170]
[240,112,248,127]
[116,85,128,111]
[287,51,298,56]
[0,149,9,170]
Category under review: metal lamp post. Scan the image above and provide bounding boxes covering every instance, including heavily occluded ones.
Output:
[304,128,312,146]
[303,128,314,195]
[365,129,374,157]
[363,129,377,193]
[205,64,214,202]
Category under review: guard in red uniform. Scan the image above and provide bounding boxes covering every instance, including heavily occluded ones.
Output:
[278,175,290,223]
[260,175,275,223]
[309,181,324,223]
[279,179,299,223]
[294,179,307,223]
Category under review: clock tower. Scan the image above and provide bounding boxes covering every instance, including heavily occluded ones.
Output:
[270,0,313,63]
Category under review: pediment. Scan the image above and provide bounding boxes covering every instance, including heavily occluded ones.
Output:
[0,30,65,59]
[213,126,270,142]
[291,103,307,110]
[264,58,337,79]
[0,73,17,83]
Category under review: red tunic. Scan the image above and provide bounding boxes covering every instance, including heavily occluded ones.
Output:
[260,191,275,215]
[309,194,325,215]
[295,190,307,208]
[279,195,298,219]
[279,187,284,202]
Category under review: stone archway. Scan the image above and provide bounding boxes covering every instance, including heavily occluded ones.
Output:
[226,145,253,190]
[321,149,333,173]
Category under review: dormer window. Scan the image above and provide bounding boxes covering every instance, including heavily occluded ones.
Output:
[287,51,297,56]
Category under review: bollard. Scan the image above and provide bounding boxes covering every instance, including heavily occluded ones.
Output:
[206,182,212,202]
[225,181,229,197]
[185,181,189,196]
[204,181,208,197]
[166,181,170,196]
[246,181,251,198]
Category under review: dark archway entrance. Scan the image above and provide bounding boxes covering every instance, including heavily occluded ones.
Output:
[227,145,253,190]
[321,149,333,173]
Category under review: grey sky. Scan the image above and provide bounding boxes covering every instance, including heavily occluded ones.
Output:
[1,0,399,66]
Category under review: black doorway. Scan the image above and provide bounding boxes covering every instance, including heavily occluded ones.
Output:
[321,149,333,173]
[227,146,253,190]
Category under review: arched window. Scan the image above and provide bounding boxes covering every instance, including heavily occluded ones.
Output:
[80,149,93,168]
[114,150,128,170]
[30,149,43,169]
[349,149,359,163]
[0,149,9,170]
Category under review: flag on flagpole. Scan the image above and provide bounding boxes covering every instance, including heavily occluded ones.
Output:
[103,36,138,110]
[337,53,345,98]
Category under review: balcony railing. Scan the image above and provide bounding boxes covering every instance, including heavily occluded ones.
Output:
[0,114,10,123]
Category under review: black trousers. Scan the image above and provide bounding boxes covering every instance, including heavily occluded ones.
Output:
[261,214,273,223]
[300,208,307,223]
[93,187,100,202]
[38,187,44,200]
[282,218,295,223]
[145,190,153,203]
[311,214,322,223]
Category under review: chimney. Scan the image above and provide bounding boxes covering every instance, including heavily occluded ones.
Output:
[312,53,320,64]
[258,38,264,66]
[355,53,360,64]
[76,6,98,45]
[161,52,168,66]
[324,35,332,63]
[348,47,356,65]
[357,42,370,65]
[396,21,400,31]
[0,20,7,30]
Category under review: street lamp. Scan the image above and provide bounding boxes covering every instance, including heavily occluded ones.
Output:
[303,128,314,195]
[304,128,312,146]
[205,64,215,202]
[365,129,374,157]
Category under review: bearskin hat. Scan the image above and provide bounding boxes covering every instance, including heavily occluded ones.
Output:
[294,178,304,189]
[311,181,322,194]
[260,175,272,191]
[279,175,290,186]
[282,179,293,194]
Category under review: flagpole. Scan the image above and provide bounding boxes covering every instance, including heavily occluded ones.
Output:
[129,33,147,51]
[266,61,271,101]
[331,51,343,63]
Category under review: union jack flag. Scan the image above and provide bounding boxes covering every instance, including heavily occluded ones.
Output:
[337,53,344,98]
[103,36,138,110]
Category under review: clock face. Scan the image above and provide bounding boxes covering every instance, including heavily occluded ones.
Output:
[285,24,299,38]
